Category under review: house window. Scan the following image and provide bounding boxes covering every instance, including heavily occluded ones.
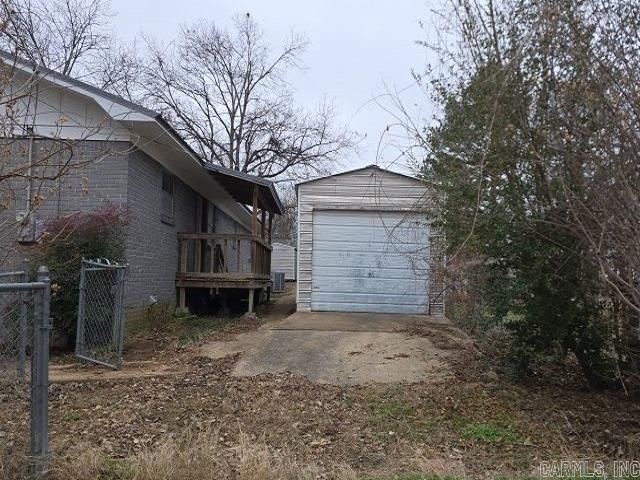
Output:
[161,170,174,225]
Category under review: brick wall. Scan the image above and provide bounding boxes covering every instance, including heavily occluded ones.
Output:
[0,139,130,269]
[0,138,251,311]
[0,139,198,310]
[124,149,196,308]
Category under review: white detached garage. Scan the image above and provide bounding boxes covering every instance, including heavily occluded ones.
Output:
[296,165,443,315]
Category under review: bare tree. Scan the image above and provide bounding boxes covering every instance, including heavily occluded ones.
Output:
[0,6,353,182]
[552,1,640,319]
[0,0,112,76]
[93,40,144,100]
[271,185,297,244]
[564,166,640,314]
[136,15,353,180]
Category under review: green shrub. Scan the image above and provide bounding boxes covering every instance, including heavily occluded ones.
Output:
[31,203,129,348]
[425,60,623,389]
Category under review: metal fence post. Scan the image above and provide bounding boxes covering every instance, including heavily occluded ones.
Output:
[115,267,126,367]
[30,266,50,479]
[18,258,29,382]
[111,270,119,346]
[75,261,87,358]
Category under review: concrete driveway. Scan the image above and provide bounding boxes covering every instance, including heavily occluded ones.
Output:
[200,310,471,386]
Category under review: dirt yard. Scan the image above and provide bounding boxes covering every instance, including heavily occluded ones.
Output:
[2,285,639,479]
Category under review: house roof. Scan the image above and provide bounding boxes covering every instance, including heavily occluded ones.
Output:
[295,164,423,188]
[0,50,160,119]
[0,49,283,217]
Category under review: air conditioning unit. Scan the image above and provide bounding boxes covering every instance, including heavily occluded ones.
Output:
[271,271,285,293]
[17,214,39,244]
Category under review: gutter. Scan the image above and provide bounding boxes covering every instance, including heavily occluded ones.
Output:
[152,114,203,168]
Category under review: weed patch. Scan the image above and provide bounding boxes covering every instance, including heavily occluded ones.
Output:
[174,316,231,345]
[461,418,520,443]
[62,412,81,422]
[367,387,417,439]
[124,305,241,352]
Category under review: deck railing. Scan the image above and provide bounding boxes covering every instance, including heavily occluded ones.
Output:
[177,233,272,280]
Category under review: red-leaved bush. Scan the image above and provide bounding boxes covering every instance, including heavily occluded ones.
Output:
[33,203,130,347]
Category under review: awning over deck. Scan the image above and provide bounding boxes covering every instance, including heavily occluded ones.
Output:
[204,164,284,215]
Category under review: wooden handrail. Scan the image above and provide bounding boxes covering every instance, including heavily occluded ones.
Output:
[177,232,272,278]
[177,232,272,250]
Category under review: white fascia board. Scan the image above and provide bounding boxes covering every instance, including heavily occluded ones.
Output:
[92,97,153,122]
[12,63,157,123]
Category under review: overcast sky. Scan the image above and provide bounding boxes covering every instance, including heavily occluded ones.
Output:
[110,0,437,173]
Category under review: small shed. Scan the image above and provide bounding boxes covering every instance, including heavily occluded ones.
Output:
[296,165,443,315]
[271,242,297,281]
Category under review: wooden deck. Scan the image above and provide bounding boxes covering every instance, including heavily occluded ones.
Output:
[176,233,272,309]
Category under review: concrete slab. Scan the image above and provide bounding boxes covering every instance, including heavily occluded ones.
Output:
[199,309,466,385]
[270,311,450,333]
[230,329,453,385]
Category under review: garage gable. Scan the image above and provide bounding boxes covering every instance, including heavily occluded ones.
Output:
[297,165,426,211]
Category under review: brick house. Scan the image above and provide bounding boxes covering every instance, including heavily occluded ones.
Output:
[0,51,282,315]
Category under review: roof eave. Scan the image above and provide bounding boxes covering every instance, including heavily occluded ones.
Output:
[204,163,284,215]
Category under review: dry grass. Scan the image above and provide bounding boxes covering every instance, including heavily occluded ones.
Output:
[130,426,225,480]
[410,450,467,478]
[50,426,329,480]
[236,436,318,480]
[0,426,566,480]
[0,443,29,480]
[47,429,470,480]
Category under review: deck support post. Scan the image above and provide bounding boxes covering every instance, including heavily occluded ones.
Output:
[251,185,258,274]
[178,287,186,311]
[220,290,229,316]
[247,288,255,314]
[251,185,258,235]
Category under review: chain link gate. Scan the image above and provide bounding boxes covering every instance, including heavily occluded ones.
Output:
[75,259,127,369]
[0,263,51,479]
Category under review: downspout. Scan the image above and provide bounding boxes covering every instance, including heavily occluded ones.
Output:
[25,130,33,215]
[25,69,40,220]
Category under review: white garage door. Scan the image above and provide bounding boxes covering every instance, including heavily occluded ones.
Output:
[311,210,429,314]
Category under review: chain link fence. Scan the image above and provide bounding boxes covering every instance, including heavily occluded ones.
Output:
[76,259,127,370]
[0,264,30,383]
[0,264,51,479]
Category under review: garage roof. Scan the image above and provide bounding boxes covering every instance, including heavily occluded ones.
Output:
[296,164,423,188]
